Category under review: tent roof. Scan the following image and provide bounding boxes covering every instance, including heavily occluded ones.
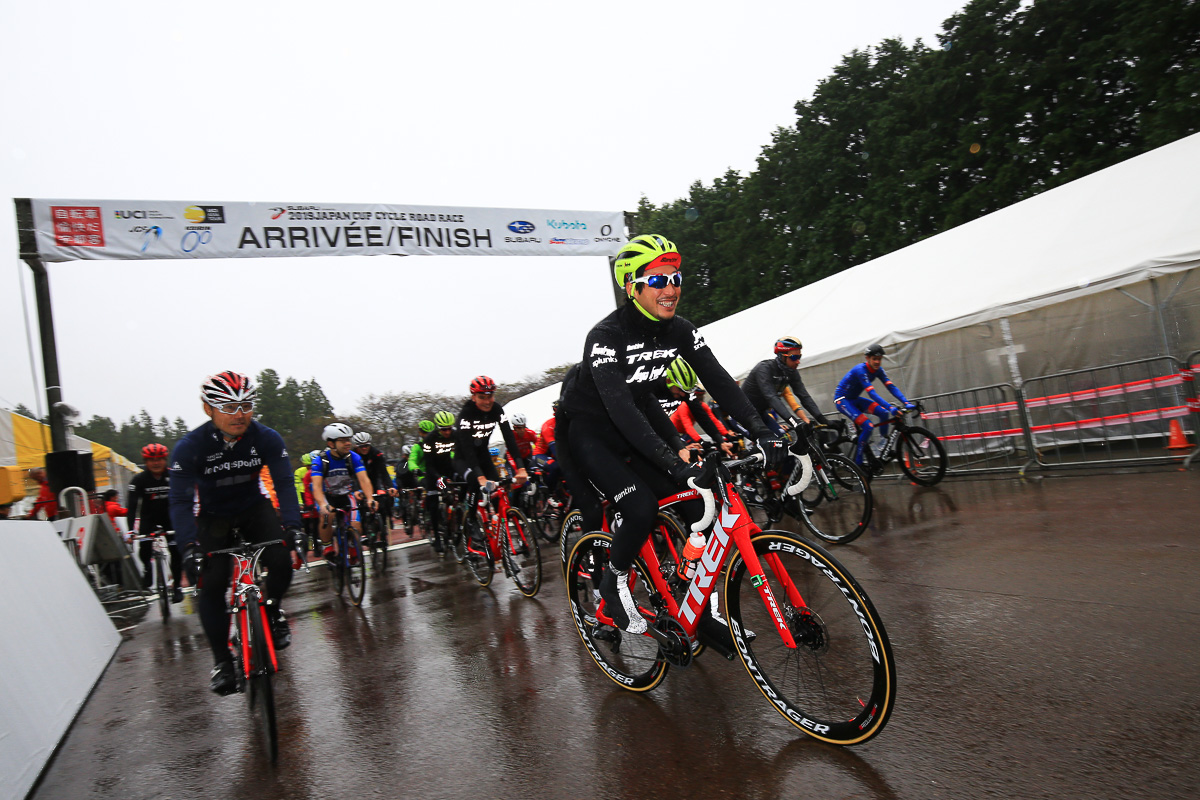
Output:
[701,130,1200,372]
[504,132,1200,431]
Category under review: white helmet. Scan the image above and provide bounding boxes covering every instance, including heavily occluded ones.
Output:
[510,412,527,427]
[322,422,353,441]
[351,431,371,446]
[402,445,412,456]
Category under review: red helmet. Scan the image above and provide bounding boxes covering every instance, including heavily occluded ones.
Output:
[142,443,168,460]
[470,375,496,395]
[773,336,803,355]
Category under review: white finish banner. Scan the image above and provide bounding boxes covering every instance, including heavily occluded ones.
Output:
[18,198,626,262]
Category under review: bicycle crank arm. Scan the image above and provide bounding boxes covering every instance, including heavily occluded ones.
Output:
[647,619,693,668]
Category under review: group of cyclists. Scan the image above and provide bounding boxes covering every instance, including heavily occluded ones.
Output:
[129,232,915,698]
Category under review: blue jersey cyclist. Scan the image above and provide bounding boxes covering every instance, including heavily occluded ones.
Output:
[169,371,303,696]
[834,343,916,464]
[310,422,378,564]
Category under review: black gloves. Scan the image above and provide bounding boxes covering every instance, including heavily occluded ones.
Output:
[756,432,788,467]
[669,459,705,486]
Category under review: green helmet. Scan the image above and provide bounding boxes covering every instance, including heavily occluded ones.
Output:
[301,452,313,466]
[613,234,680,290]
[418,419,435,434]
[433,411,456,429]
[665,356,698,392]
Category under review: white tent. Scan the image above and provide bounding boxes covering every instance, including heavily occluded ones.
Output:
[505,131,1200,435]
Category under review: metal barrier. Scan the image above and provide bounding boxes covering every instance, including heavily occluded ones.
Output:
[914,383,1033,475]
[1021,356,1192,469]
[1184,350,1200,469]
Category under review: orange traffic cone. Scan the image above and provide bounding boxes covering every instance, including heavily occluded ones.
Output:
[1166,419,1193,450]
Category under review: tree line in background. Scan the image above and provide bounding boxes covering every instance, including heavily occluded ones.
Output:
[13,364,570,467]
[634,0,1200,326]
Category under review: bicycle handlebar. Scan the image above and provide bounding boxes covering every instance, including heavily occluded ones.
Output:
[206,538,288,558]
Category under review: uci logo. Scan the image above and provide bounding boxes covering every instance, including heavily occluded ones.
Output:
[507,221,535,234]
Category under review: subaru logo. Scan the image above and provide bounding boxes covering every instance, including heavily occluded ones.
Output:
[507,220,535,234]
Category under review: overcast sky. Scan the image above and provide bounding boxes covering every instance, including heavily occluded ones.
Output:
[1,0,966,429]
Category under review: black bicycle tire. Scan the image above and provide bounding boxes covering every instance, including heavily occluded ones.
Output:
[797,454,873,545]
[502,508,541,598]
[896,425,948,486]
[245,593,279,763]
[725,530,896,745]
[332,522,346,597]
[465,511,494,586]
[558,508,584,584]
[449,504,468,564]
[155,553,171,622]
[346,528,367,606]
[565,533,668,692]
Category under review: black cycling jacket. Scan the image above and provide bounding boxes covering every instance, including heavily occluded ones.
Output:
[560,303,769,472]
[455,399,525,474]
[127,469,171,534]
[744,357,828,425]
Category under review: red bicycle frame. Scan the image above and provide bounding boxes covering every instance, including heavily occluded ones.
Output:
[593,466,801,649]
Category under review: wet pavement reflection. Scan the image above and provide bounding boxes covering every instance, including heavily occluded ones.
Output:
[32,468,1200,799]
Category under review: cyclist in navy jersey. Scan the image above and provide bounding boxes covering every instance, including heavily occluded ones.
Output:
[311,423,377,563]
[127,443,181,601]
[558,234,786,634]
[834,343,915,464]
[169,371,303,695]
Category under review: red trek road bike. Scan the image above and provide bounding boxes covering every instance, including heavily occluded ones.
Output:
[462,478,542,597]
[566,452,897,745]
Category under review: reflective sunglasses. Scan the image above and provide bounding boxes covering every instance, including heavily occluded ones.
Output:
[786,354,802,362]
[215,401,254,414]
[630,272,683,290]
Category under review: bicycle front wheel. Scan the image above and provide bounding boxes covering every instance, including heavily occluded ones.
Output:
[896,426,947,486]
[448,504,467,564]
[725,531,896,745]
[346,529,367,606]
[565,533,667,692]
[558,509,584,584]
[155,553,171,622]
[797,454,873,544]
[245,594,279,763]
[465,513,494,586]
[502,508,541,597]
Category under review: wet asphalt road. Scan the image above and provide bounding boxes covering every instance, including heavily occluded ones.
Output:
[32,468,1200,800]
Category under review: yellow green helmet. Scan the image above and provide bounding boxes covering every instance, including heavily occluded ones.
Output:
[613,234,680,290]
[433,411,456,429]
[664,356,698,392]
[418,419,435,434]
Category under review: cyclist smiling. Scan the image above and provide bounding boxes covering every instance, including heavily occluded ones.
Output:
[558,234,785,633]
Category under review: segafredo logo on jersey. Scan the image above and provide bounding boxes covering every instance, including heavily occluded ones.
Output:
[680,507,740,624]
[590,343,616,357]
[693,329,708,350]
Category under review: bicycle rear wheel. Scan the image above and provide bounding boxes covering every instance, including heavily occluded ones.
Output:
[565,533,667,692]
[464,512,494,586]
[896,426,947,486]
[558,509,584,584]
[346,528,367,606]
[725,531,896,745]
[155,553,171,622]
[797,454,873,544]
[245,594,279,763]
[502,508,541,597]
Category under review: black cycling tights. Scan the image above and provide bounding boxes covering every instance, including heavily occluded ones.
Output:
[568,415,701,572]
[196,500,293,664]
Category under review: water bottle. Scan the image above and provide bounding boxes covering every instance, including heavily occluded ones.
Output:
[678,531,707,579]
